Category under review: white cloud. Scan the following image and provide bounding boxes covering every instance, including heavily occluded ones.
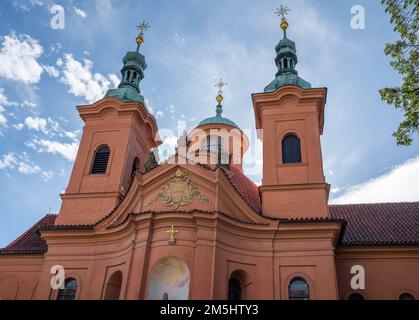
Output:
[0,32,44,84]
[0,107,7,128]
[0,88,16,129]
[24,116,48,133]
[13,123,24,130]
[144,98,154,113]
[21,99,37,108]
[157,135,178,162]
[43,65,59,78]
[0,152,53,181]
[332,156,419,204]
[57,54,119,103]
[108,73,120,87]
[168,105,176,114]
[26,138,79,161]
[0,153,16,169]
[73,6,87,18]
[22,115,80,143]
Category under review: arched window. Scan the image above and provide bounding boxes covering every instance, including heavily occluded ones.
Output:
[104,271,122,300]
[228,278,242,300]
[289,277,309,300]
[131,157,140,178]
[282,134,301,164]
[91,145,110,174]
[348,293,365,300]
[399,293,415,300]
[57,278,77,300]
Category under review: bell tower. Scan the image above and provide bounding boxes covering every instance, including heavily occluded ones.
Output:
[56,22,160,225]
[252,8,330,219]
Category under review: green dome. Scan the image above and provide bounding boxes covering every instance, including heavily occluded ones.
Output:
[196,104,239,129]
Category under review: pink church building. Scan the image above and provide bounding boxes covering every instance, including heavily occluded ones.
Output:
[0,15,418,301]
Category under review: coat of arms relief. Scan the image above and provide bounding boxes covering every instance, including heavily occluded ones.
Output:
[146,168,210,209]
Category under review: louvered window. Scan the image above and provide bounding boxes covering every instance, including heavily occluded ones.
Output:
[91,146,110,174]
[282,134,302,164]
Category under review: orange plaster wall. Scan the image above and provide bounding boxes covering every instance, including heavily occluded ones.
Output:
[335,247,419,300]
[56,98,159,226]
[252,86,329,219]
[261,186,329,219]
[0,256,45,300]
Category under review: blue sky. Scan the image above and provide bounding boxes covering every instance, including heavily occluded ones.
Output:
[0,0,418,247]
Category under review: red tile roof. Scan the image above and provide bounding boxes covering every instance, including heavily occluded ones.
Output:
[222,166,262,213]
[330,202,419,245]
[0,214,57,255]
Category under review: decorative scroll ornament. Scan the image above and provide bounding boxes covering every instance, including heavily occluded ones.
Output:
[147,168,209,209]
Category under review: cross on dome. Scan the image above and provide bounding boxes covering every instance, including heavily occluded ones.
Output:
[275,5,290,33]
[275,5,290,21]
[215,78,228,95]
[215,78,227,105]
[136,20,150,34]
[136,20,150,51]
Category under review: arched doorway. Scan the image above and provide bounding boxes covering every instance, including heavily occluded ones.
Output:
[227,270,249,300]
[104,271,123,300]
[228,278,242,300]
[147,257,190,300]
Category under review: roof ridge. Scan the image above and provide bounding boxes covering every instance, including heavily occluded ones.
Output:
[329,201,419,206]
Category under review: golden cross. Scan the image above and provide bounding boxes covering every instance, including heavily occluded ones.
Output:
[215,78,228,95]
[275,5,290,21]
[136,20,150,35]
[166,225,178,242]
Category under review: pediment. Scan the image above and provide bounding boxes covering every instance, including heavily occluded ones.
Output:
[96,163,267,231]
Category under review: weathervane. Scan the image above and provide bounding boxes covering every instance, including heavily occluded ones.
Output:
[136,20,150,51]
[215,78,228,105]
[275,5,290,33]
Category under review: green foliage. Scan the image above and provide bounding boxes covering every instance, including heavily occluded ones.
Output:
[380,0,419,145]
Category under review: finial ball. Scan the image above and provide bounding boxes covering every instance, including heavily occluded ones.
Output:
[216,94,223,105]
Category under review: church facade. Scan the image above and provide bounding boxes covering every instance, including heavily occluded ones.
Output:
[0,16,418,301]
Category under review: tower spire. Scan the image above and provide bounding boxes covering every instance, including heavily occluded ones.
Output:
[105,22,149,103]
[264,6,311,92]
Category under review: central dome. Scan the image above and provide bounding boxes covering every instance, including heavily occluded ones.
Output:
[196,104,239,129]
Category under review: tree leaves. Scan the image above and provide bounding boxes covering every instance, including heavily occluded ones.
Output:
[380,0,418,145]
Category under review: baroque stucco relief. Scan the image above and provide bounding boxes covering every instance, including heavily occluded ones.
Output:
[146,168,210,209]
